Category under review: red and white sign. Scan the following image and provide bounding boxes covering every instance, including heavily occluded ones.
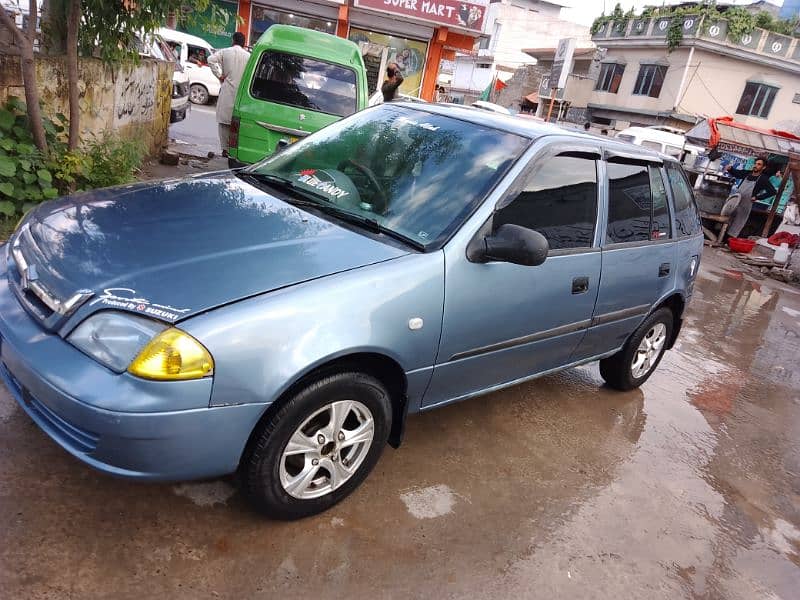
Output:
[354,0,488,33]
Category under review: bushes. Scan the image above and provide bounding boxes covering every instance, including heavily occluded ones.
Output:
[0,96,144,227]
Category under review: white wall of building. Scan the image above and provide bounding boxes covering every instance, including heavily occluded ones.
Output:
[451,0,592,96]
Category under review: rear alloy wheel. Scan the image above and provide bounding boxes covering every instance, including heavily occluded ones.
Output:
[599,307,673,391]
[241,372,391,520]
[189,83,209,105]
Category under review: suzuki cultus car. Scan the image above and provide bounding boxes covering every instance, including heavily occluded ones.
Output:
[0,104,703,519]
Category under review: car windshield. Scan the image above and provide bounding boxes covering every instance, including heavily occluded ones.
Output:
[251,51,358,117]
[245,106,530,249]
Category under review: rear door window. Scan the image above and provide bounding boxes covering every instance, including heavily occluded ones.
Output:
[250,51,357,117]
[665,162,702,236]
[606,162,671,243]
[641,140,663,152]
[494,154,598,250]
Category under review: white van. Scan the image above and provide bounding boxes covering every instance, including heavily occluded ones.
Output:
[615,126,704,159]
[157,28,221,105]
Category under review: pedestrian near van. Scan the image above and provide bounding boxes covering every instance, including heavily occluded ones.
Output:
[381,62,404,102]
[724,156,777,238]
[207,31,250,156]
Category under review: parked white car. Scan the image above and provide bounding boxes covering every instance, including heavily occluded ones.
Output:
[367,90,427,106]
[615,126,704,159]
[157,27,220,105]
[471,101,511,115]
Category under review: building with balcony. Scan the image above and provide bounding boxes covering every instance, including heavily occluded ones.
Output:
[587,14,800,132]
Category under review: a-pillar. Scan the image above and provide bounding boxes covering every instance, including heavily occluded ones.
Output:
[238,0,252,44]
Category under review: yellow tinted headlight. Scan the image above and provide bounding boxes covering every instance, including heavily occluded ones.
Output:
[128,328,214,381]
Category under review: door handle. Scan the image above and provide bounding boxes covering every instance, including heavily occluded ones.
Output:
[659,263,671,277]
[572,276,589,294]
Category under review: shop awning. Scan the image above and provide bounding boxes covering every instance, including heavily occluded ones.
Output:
[685,116,800,156]
[524,92,539,103]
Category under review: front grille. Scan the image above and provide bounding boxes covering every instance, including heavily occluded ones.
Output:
[1,362,99,453]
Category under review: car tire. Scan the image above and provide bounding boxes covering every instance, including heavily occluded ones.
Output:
[241,372,392,520]
[189,84,209,105]
[599,307,673,391]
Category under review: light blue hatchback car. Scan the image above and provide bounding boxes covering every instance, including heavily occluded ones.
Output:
[0,104,703,519]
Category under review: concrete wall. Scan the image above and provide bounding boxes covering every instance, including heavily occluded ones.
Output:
[590,47,689,116]
[0,55,173,155]
[588,46,800,131]
[493,63,549,111]
[679,49,800,128]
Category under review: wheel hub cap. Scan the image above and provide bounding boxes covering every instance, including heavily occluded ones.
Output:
[279,400,374,500]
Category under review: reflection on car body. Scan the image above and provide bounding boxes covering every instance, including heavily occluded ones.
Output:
[0,104,703,520]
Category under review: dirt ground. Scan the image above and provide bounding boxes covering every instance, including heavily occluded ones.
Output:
[1,248,799,599]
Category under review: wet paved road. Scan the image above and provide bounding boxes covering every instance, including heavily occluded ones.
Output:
[1,249,799,599]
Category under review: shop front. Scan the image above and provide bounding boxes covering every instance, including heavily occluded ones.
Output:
[234,0,487,101]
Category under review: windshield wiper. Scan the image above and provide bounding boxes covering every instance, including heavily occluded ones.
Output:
[314,206,426,251]
[241,172,332,204]
[242,172,425,251]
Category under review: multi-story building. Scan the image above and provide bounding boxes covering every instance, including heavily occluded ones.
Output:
[586,13,800,132]
[448,0,591,104]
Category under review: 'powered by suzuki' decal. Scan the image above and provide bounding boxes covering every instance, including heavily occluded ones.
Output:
[90,288,190,321]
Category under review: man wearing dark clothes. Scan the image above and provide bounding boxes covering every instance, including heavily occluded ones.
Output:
[381,62,404,102]
[724,156,777,238]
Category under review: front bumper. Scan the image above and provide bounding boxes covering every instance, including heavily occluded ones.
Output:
[0,249,267,481]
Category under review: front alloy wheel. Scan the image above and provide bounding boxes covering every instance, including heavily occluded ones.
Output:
[280,400,375,499]
[241,372,391,520]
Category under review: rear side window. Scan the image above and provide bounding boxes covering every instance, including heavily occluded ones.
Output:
[606,163,671,243]
[250,51,357,117]
[494,155,598,250]
[665,163,702,236]
[641,140,662,152]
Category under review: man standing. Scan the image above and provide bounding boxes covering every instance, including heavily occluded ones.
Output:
[207,32,250,156]
[381,62,404,102]
[725,156,777,238]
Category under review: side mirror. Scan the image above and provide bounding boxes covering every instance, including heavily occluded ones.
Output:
[481,224,549,266]
[275,138,290,152]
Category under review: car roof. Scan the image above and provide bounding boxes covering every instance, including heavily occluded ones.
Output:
[157,27,214,50]
[392,102,672,162]
[251,25,363,66]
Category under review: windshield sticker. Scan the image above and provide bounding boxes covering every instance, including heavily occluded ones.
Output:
[90,288,190,321]
[395,116,440,131]
[295,170,350,200]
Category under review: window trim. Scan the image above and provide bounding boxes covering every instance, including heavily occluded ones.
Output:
[632,64,667,98]
[735,81,779,118]
[248,49,361,118]
[603,160,671,247]
[595,63,625,94]
[663,161,703,239]
[491,145,603,253]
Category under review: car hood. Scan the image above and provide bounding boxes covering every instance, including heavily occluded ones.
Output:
[14,173,408,325]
